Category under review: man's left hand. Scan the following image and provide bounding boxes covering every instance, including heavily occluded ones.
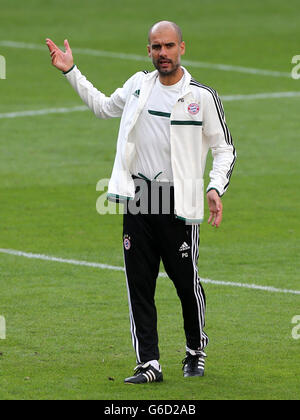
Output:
[207,190,223,228]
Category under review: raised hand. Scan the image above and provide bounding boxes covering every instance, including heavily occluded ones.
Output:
[46,38,74,73]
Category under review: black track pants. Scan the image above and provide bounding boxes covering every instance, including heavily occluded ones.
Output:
[123,179,209,363]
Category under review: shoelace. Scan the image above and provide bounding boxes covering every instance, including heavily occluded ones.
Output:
[133,363,158,382]
[133,362,152,375]
[182,352,206,370]
[134,366,147,376]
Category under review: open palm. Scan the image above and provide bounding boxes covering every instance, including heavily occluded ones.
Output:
[46,38,74,73]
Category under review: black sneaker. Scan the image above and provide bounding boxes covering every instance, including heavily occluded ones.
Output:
[182,351,207,377]
[124,362,163,384]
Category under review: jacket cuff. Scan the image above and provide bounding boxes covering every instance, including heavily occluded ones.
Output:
[63,64,76,75]
[206,187,222,197]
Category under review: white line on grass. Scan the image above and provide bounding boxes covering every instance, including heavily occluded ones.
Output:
[0,105,88,119]
[1,91,300,120]
[0,248,299,296]
[0,40,291,78]
[222,91,300,101]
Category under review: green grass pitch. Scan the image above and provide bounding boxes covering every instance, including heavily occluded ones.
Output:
[0,0,299,400]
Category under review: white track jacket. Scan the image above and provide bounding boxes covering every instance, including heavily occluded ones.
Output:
[65,65,236,223]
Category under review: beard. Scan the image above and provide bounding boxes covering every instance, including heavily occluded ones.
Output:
[152,57,180,76]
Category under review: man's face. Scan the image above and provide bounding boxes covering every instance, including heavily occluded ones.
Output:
[147,26,185,76]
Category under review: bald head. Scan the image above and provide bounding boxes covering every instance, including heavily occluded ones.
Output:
[147,20,185,84]
[148,21,183,44]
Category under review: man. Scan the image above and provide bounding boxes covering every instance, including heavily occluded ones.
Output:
[46,21,236,384]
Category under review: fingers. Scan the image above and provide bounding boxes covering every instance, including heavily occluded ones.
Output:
[64,39,71,53]
[49,48,61,67]
[208,212,216,226]
[51,52,57,65]
[46,38,72,55]
[208,212,213,225]
[208,212,219,227]
[214,209,223,227]
[46,38,59,53]
[46,42,53,53]
[208,205,223,228]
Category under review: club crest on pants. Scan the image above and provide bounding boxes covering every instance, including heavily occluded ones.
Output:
[124,234,131,250]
